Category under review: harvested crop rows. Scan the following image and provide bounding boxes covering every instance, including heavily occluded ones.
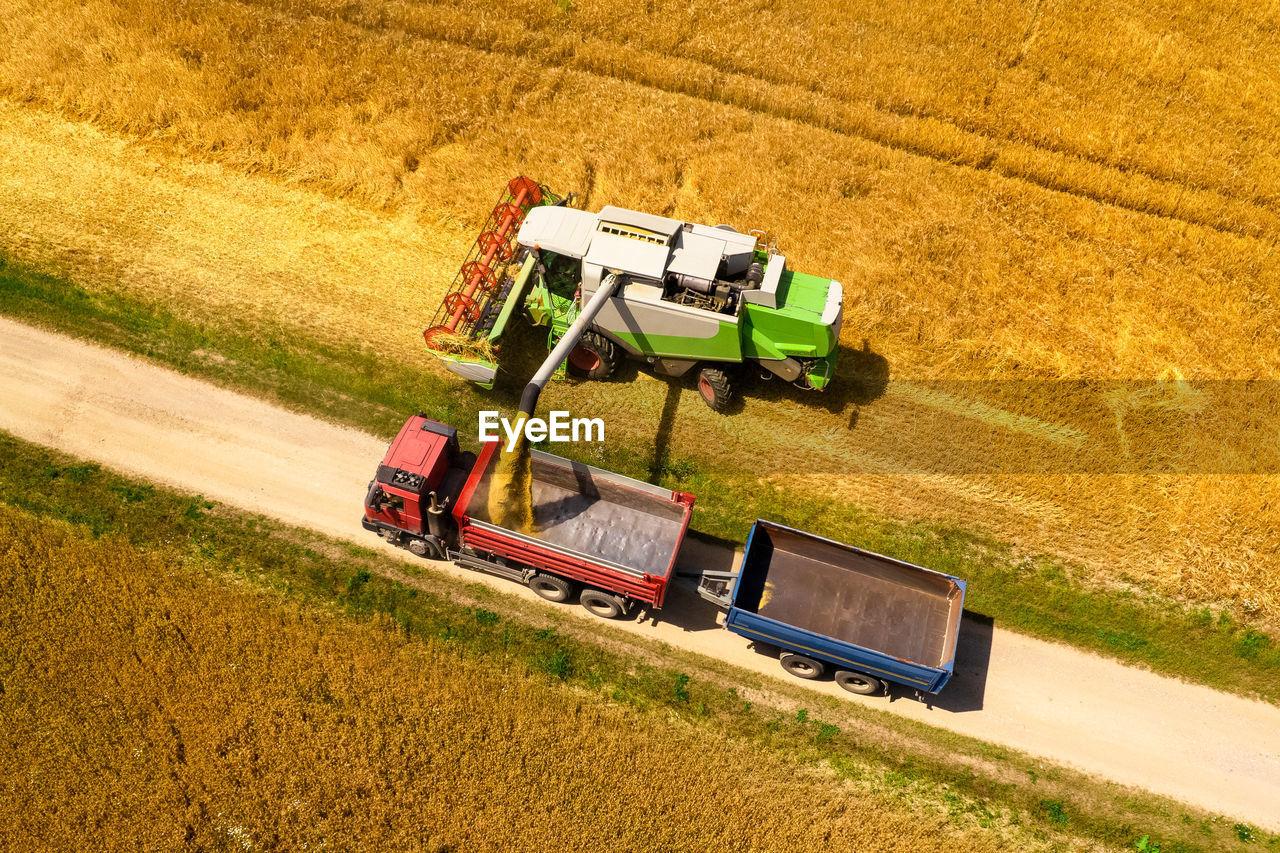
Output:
[1,0,1278,620]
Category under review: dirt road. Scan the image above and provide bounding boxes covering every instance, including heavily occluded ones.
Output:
[2,315,1276,829]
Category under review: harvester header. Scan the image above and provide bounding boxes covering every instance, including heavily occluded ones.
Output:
[422,176,564,388]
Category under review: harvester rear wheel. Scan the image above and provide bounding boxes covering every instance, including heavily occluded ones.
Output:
[567,331,617,381]
[696,367,734,412]
[780,653,826,680]
[835,670,884,695]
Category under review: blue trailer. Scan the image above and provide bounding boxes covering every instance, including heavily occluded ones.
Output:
[697,520,966,695]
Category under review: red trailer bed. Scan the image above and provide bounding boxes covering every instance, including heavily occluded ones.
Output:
[454,441,694,608]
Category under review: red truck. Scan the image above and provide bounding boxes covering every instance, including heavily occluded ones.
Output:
[362,414,695,619]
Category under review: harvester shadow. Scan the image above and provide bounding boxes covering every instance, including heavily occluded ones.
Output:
[647,374,688,481]
[735,338,890,425]
[633,339,887,483]
[889,611,992,713]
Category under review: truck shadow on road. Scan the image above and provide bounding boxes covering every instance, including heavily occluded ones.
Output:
[890,611,993,713]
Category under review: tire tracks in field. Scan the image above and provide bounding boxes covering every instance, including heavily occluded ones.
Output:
[235,0,1280,242]
[320,0,1279,216]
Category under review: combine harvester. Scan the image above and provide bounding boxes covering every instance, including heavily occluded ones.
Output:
[363,414,968,697]
[422,177,845,412]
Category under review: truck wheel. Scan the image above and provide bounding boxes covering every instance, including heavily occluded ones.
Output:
[528,573,577,603]
[567,331,617,381]
[580,589,628,619]
[407,536,444,560]
[780,653,826,680]
[834,670,884,695]
[696,367,733,412]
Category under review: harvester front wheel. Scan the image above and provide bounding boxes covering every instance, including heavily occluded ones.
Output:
[696,367,734,412]
[567,331,617,381]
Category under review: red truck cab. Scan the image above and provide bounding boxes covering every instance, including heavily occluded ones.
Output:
[362,415,473,555]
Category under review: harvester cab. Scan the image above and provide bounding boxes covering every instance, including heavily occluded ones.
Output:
[362,415,474,558]
[422,176,845,412]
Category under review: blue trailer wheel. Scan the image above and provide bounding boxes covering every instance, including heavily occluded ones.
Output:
[780,653,826,680]
[835,670,883,695]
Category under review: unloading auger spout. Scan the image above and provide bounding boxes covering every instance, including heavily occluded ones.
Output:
[518,273,623,416]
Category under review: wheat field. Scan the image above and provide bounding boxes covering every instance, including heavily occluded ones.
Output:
[0,507,1020,851]
[1,0,1278,619]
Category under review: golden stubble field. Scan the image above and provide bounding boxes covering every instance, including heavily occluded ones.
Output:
[0,508,1019,852]
[1,0,1278,619]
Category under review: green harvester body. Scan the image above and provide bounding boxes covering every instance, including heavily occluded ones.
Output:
[424,180,843,400]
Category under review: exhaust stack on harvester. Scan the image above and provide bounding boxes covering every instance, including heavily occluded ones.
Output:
[423,176,846,412]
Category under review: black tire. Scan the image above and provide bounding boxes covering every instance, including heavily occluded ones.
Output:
[779,653,826,680]
[696,366,733,412]
[567,331,617,381]
[528,573,577,603]
[579,589,628,619]
[834,670,884,695]
[406,536,444,560]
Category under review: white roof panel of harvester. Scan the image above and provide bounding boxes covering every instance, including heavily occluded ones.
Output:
[517,205,597,258]
[583,232,672,280]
